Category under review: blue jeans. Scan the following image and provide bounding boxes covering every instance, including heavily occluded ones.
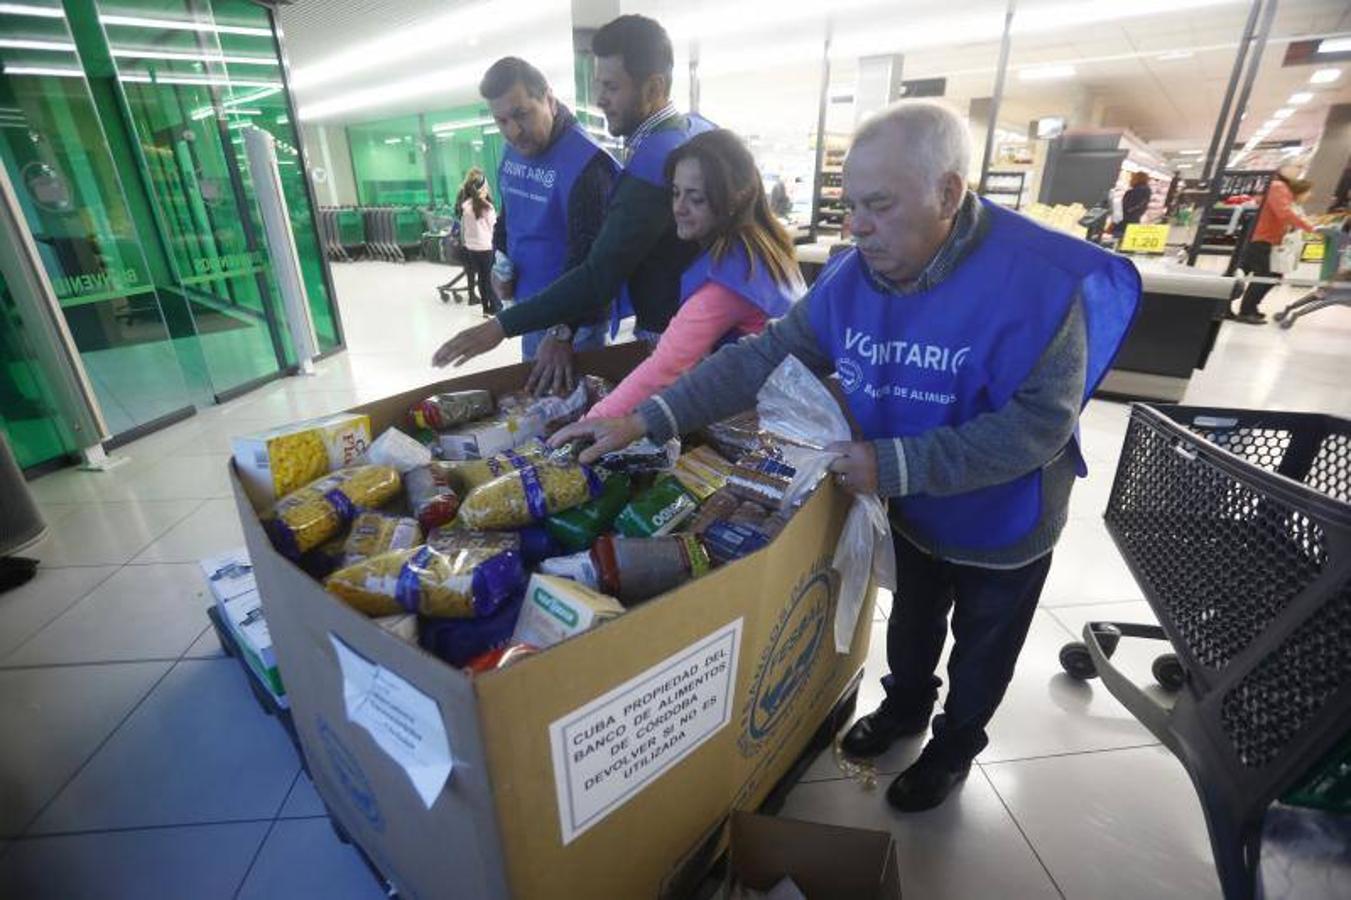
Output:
[882,530,1052,765]
[520,321,607,362]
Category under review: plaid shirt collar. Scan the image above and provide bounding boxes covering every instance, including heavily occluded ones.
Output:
[624,102,680,157]
[863,191,987,296]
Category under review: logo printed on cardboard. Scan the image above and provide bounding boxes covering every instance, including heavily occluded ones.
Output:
[739,564,832,757]
[317,715,386,833]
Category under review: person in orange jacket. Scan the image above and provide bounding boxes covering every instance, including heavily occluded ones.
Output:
[1232,166,1314,324]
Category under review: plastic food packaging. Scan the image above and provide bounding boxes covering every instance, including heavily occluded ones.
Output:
[700,411,764,461]
[684,487,742,534]
[538,550,601,589]
[592,533,711,605]
[462,641,539,675]
[405,462,462,531]
[265,465,401,559]
[671,445,733,501]
[700,520,773,565]
[445,440,548,493]
[756,355,897,652]
[458,462,604,530]
[727,499,772,527]
[499,375,613,435]
[727,454,797,507]
[543,472,632,552]
[419,589,526,667]
[375,613,418,643]
[517,524,563,566]
[364,427,433,473]
[511,574,625,648]
[342,511,422,567]
[436,409,547,461]
[596,437,680,475]
[324,534,524,619]
[614,475,699,537]
[233,412,372,505]
[410,390,494,431]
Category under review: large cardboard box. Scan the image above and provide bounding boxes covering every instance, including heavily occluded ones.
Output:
[722,812,903,899]
[234,345,874,899]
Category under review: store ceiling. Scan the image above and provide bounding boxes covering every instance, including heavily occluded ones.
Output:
[280,0,1351,165]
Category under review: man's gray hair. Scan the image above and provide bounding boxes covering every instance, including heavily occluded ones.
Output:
[854,100,973,197]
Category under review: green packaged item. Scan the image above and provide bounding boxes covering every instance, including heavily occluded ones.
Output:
[544,473,633,552]
[614,475,698,538]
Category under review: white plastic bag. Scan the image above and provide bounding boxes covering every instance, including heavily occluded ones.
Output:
[756,356,897,652]
[364,427,433,473]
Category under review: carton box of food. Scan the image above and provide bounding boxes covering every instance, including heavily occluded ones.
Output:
[220,588,287,706]
[232,343,874,900]
[511,574,625,649]
[232,412,372,506]
[435,411,545,461]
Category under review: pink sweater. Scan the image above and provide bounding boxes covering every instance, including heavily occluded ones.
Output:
[588,282,769,418]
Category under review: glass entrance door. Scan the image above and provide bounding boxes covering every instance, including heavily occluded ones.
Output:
[0,1,199,443]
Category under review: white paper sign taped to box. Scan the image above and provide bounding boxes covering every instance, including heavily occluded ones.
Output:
[330,635,453,809]
[549,618,743,844]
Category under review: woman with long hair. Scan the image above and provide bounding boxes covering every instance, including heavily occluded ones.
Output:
[458,168,498,314]
[587,129,804,417]
[1232,165,1314,324]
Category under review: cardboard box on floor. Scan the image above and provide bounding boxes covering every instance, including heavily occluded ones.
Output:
[723,812,902,899]
[233,345,874,899]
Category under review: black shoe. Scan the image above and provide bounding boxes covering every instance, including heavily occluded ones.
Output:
[1234,312,1266,325]
[886,752,971,812]
[0,556,39,594]
[840,705,932,758]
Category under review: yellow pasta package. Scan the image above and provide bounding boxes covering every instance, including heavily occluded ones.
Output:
[324,538,524,619]
[233,413,372,505]
[264,465,401,559]
[457,462,605,530]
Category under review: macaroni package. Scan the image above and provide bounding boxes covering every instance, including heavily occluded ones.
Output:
[264,465,401,559]
[458,462,605,530]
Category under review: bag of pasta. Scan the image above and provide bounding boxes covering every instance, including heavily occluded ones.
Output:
[325,531,523,619]
[264,465,401,559]
[443,439,549,494]
[341,511,422,567]
[458,461,604,530]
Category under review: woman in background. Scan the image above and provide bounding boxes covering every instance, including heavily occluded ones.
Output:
[458,170,498,316]
[1120,171,1151,226]
[587,129,804,418]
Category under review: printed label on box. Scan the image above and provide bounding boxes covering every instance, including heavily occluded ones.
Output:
[549,618,743,844]
[330,635,453,809]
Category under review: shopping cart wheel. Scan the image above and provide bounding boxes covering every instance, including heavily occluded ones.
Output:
[1059,642,1098,680]
[1151,653,1186,691]
[1278,314,1295,330]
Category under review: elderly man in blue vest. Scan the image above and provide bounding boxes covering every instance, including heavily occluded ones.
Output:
[555,101,1140,812]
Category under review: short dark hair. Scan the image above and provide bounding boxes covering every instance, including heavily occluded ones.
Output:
[479,57,549,101]
[591,14,673,87]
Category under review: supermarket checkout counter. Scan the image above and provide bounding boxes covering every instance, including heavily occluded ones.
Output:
[1100,259,1239,402]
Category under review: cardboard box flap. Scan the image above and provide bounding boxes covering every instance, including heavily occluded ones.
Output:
[729,812,901,900]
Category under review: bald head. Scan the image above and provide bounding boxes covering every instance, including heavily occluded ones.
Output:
[843,100,971,283]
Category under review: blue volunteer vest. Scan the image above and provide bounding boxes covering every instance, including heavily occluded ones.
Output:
[499,122,619,301]
[678,244,800,344]
[611,112,718,334]
[808,200,1140,551]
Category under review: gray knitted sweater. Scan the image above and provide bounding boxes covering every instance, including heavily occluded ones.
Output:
[636,193,1088,569]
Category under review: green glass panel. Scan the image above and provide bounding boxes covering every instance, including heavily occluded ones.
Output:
[0,1,198,440]
[425,102,505,211]
[349,115,429,206]
[98,0,292,395]
[0,270,77,470]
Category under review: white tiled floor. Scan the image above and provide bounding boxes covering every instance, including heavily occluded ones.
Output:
[2,260,1348,897]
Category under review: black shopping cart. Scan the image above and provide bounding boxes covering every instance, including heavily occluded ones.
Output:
[1058,404,1351,900]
